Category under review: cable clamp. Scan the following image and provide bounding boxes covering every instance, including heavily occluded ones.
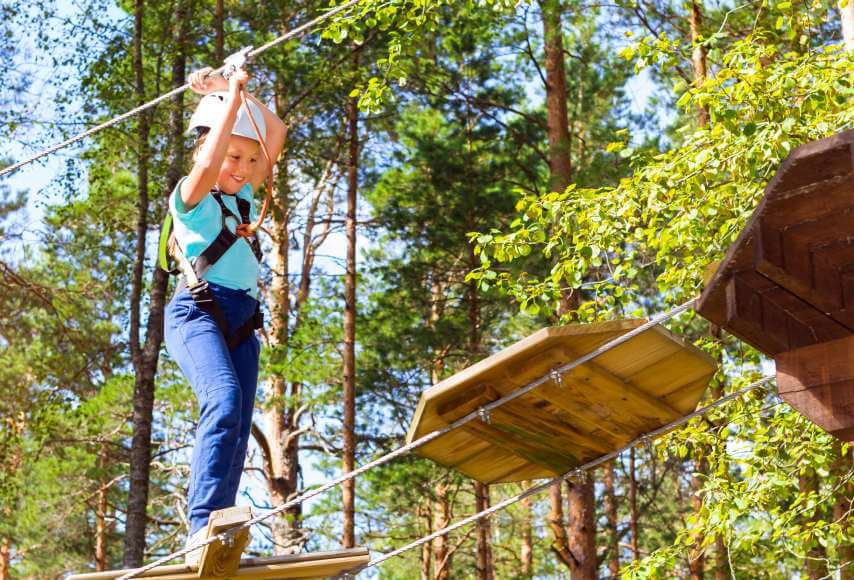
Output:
[550,369,563,387]
[478,408,491,425]
[219,531,235,548]
[222,46,254,78]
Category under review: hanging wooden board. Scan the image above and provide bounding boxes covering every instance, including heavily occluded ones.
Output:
[696,129,854,357]
[67,548,370,580]
[406,320,716,484]
[696,129,854,440]
[776,334,854,441]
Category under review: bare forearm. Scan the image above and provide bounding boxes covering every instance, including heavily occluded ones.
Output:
[244,92,286,162]
[181,97,241,208]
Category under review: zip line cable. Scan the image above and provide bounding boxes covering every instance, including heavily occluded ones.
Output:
[0,0,365,180]
[117,299,697,579]
[351,374,776,576]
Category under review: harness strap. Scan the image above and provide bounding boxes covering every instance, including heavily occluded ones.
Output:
[163,189,264,351]
[237,197,263,261]
[193,193,242,279]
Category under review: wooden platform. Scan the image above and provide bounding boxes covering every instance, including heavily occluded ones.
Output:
[696,129,854,441]
[406,321,716,484]
[696,129,854,356]
[67,548,370,580]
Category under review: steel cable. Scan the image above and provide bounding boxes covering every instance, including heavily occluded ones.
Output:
[0,0,365,179]
[117,298,697,578]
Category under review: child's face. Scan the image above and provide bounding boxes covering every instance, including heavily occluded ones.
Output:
[217,135,261,194]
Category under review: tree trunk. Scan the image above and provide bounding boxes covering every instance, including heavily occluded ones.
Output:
[706,330,729,580]
[95,441,109,571]
[549,483,574,568]
[474,482,495,580]
[420,503,433,580]
[540,2,596,571]
[834,443,854,579]
[258,85,301,553]
[690,0,710,126]
[629,448,639,563]
[567,475,597,579]
[433,479,452,580]
[800,469,827,580]
[214,0,224,63]
[540,0,572,193]
[604,461,620,577]
[840,0,854,50]
[124,0,186,566]
[429,268,450,577]
[0,537,9,580]
[341,49,359,550]
[521,487,534,578]
[689,467,705,579]
[467,253,494,579]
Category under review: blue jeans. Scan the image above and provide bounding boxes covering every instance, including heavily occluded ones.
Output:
[164,282,261,535]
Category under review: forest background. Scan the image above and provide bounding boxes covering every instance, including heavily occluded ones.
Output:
[0,0,852,577]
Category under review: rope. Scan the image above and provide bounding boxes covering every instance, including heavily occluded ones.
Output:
[351,374,775,576]
[0,0,365,180]
[116,299,696,579]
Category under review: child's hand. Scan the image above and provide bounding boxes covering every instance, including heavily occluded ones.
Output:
[188,67,227,95]
[228,68,250,96]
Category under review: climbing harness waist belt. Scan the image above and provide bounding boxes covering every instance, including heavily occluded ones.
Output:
[160,189,264,350]
[174,278,263,350]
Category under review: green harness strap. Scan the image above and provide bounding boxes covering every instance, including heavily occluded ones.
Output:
[158,213,178,274]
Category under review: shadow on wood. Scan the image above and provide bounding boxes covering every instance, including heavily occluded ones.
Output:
[406,321,717,483]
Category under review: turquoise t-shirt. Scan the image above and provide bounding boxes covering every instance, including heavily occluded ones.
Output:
[169,176,260,298]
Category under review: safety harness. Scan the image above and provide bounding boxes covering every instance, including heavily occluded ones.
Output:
[159,189,264,350]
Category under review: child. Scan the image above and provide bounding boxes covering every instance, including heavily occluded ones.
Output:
[163,66,286,563]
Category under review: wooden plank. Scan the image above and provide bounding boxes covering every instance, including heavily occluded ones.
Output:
[418,431,493,470]
[536,382,635,443]
[456,421,578,474]
[810,238,854,311]
[755,174,854,267]
[697,130,854,358]
[780,210,854,285]
[776,335,854,441]
[449,442,539,483]
[626,352,715,410]
[776,334,854,392]
[68,549,371,580]
[562,354,684,423]
[723,270,849,355]
[436,390,595,472]
[198,507,252,577]
[406,321,643,443]
[409,321,716,483]
[724,271,790,354]
[496,398,610,455]
[757,258,854,331]
[778,384,854,441]
[767,142,853,194]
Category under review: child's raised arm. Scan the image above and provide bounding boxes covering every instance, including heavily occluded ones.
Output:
[243,93,286,192]
[180,69,249,209]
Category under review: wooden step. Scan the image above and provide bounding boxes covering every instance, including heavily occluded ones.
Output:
[67,548,370,580]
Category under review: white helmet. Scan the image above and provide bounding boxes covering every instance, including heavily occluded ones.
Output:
[187,91,267,142]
